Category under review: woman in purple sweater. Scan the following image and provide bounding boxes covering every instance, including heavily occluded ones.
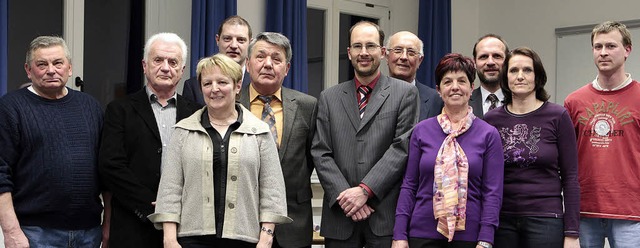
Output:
[483,47,579,248]
[392,53,504,248]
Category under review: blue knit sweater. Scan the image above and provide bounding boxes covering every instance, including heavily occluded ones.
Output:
[0,87,104,229]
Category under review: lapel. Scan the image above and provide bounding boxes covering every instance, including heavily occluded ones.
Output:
[130,90,162,141]
[416,80,431,104]
[338,80,360,131]
[279,88,298,158]
[470,87,484,118]
[238,84,292,158]
[358,76,390,132]
[238,84,251,107]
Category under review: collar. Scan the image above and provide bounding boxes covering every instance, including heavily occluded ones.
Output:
[355,72,381,90]
[201,104,244,128]
[249,84,282,102]
[592,73,633,91]
[145,86,177,104]
[409,79,417,86]
[480,85,504,103]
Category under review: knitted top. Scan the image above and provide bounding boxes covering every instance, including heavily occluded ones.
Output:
[0,87,104,229]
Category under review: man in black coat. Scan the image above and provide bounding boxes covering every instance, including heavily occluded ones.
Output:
[99,33,200,248]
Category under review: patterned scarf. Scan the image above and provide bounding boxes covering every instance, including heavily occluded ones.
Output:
[433,106,475,241]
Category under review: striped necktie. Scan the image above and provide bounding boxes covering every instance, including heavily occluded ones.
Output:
[358,85,372,118]
[258,95,278,146]
[488,93,499,111]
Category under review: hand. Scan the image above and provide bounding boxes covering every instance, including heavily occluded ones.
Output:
[391,240,408,248]
[337,187,368,217]
[256,233,274,248]
[564,236,579,248]
[163,238,181,248]
[351,204,375,222]
[3,228,29,248]
[101,224,110,248]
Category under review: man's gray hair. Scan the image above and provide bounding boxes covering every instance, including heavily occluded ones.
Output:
[143,32,188,66]
[248,32,292,63]
[26,36,72,65]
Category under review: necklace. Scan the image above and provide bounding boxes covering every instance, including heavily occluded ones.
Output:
[210,120,232,126]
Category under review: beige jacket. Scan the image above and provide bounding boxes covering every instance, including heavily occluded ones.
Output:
[148,105,291,243]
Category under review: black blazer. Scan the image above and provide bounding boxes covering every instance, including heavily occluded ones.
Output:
[416,80,443,120]
[238,85,318,247]
[469,87,485,119]
[99,89,200,247]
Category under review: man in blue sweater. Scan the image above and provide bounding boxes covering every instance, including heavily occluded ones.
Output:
[0,36,106,247]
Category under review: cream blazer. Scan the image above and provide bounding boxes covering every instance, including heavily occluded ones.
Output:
[148,105,291,243]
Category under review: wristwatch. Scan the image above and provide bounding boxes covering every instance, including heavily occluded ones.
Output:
[478,241,493,248]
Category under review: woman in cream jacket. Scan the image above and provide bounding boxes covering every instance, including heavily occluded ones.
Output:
[149,54,291,248]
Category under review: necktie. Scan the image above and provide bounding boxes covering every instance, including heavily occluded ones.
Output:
[258,95,278,146]
[358,86,372,118]
[488,93,499,111]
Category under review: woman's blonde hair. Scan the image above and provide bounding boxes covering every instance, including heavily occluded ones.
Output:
[196,53,243,86]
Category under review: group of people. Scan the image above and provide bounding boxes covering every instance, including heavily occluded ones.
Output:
[0,15,637,248]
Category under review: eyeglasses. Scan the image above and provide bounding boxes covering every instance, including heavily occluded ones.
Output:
[350,43,381,53]
[390,47,420,58]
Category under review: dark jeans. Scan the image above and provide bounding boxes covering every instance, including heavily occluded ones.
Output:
[408,237,477,248]
[324,220,392,248]
[494,215,563,248]
[178,235,255,248]
[21,225,101,248]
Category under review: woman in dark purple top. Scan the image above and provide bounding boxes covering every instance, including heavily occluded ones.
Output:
[484,47,580,248]
[393,53,504,248]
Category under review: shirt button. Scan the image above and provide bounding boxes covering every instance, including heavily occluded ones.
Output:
[228,203,235,209]
[230,175,237,181]
[252,128,257,133]
[231,147,237,153]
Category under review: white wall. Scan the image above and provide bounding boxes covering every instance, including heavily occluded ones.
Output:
[146,0,192,93]
[452,0,640,103]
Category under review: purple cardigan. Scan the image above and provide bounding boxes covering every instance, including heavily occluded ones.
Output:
[393,117,504,243]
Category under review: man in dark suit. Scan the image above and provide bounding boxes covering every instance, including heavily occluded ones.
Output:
[386,31,443,120]
[469,34,509,119]
[183,15,252,105]
[237,32,317,248]
[99,33,201,248]
[311,21,419,248]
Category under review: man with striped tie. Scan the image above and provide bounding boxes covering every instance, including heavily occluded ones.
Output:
[238,32,318,248]
[311,21,419,248]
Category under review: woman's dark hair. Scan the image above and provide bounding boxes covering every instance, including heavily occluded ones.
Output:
[434,53,476,88]
[500,47,549,105]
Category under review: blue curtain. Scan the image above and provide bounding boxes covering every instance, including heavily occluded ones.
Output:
[0,0,7,95]
[265,0,308,93]
[191,0,236,77]
[417,0,451,89]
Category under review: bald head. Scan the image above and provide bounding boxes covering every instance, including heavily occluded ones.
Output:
[386,31,424,83]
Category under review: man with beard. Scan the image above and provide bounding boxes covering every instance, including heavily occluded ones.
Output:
[469,34,509,119]
[311,21,418,248]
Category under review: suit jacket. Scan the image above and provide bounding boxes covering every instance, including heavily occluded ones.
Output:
[99,89,200,248]
[469,87,485,119]
[311,75,419,239]
[416,80,443,120]
[183,70,251,105]
[238,85,318,247]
